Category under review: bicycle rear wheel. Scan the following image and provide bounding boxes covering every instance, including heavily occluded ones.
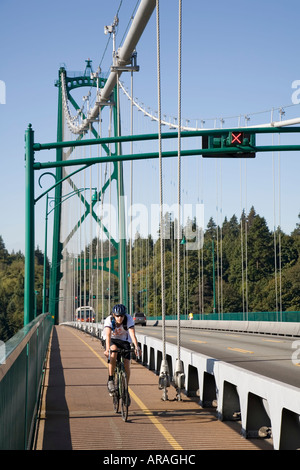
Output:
[120,371,129,422]
[113,372,119,413]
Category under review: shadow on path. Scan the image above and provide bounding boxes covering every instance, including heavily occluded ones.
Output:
[42,327,72,450]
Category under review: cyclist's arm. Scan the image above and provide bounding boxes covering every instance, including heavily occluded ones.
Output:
[128,327,141,357]
[104,326,112,357]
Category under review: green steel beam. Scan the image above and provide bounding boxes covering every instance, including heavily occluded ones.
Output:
[78,255,119,278]
[55,99,119,251]
[33,143,300,171]
[32,126,300,152]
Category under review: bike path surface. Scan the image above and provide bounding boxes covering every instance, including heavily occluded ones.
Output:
[34,325,272,451]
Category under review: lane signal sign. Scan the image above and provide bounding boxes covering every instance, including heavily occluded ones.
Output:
[230,132,243,145]
[202,131,256,158]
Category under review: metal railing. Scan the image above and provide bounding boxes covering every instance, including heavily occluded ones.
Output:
[0,313,53,450]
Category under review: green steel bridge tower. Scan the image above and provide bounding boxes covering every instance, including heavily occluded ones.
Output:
[48,62,128,324]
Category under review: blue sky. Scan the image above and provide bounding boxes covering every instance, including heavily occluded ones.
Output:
[1,0,300,254]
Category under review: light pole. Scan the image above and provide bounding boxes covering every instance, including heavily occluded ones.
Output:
[24,124,35,326]
[42,187,98,314]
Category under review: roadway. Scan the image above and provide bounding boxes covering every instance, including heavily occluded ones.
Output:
[135,325,300,388]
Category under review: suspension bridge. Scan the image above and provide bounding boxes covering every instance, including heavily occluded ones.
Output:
[1,0,300,453]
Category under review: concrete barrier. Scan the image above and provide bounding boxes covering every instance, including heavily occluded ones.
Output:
[151,319,300,337]
[137,334,300,450]
[69,319,300,337]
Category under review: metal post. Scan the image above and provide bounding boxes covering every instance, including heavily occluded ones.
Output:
[24,124,35,326]
[49,69,64,324]
[42,194,48,313]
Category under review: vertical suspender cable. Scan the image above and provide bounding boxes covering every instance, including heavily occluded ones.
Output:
[244,161,249,318]
[272,131,279,318]
[220,162,223,318]
[216,161,219,315]
[116,74,122,303]
[156,0,170,400]
[83,162,86,319]
[174,0,185,400]
[278,149,282,321]
[129,71,134,316]
[278,111,283,321]
[99,117,104,323]
[240,161,245,317]
[108,106,113,315]
[89,125,93,315]
[177,0,182,358]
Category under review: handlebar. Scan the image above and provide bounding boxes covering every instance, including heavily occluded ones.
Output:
[107,345,140,362]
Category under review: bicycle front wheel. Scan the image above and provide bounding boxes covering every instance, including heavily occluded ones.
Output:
[120,371,129,422]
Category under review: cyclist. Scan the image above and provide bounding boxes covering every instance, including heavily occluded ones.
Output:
[103,304,141,396]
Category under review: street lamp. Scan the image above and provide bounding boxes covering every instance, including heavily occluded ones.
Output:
[42,187,98,314]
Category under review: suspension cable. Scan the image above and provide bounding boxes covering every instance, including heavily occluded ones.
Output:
[177,0,182,356]
[156,0,169,400]
[156,0,165,338]
[174,0,185,399]
[244,161,249,317]
[272,132,278,317]
[129,70,134,316]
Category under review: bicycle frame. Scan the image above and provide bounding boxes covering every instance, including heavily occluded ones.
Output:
[109,348,131,422]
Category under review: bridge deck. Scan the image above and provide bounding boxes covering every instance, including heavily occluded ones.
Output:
[33,325,272,451]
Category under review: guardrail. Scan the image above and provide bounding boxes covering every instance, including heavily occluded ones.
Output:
[0,313,53,450]
[68,319,300,450]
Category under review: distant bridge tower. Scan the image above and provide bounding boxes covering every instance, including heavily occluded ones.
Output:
[49,61,128,324]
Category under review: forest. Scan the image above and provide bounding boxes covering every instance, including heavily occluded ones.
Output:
[129,206,300,318]
[0,241,48,342]
[1,206,300,342]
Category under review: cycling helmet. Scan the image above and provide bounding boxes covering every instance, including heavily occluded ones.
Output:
[112,304,127,316]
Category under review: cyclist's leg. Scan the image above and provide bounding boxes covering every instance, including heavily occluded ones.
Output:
[107,340,118,394]
[124,358,131,383]
[108,341,118,376]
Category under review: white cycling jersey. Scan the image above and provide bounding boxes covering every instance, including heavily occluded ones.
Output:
[103,314,134,342]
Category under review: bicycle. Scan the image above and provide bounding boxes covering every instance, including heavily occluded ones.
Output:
[109,347,132,422]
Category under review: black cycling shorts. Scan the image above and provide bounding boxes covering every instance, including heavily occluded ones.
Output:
[109,338,131,360]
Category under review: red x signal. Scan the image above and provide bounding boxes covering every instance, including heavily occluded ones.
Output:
[231,132,243,145]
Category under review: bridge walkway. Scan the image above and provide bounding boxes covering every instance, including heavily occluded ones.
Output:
[33,325,272,451]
